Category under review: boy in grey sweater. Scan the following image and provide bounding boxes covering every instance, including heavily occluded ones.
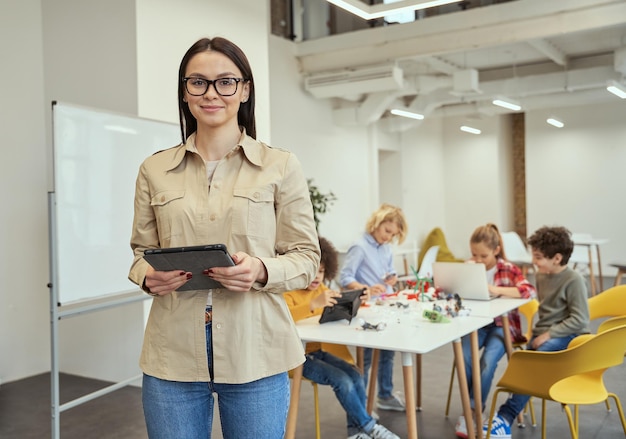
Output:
[483,226,590,439]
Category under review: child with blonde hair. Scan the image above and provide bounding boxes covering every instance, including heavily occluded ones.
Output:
[340,203,408,411]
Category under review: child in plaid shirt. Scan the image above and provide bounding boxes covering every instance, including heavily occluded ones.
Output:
[455,223,537,438]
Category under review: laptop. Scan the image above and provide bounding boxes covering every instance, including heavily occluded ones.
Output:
[432,262,498,301]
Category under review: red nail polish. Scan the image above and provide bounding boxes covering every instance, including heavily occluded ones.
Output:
[186,273,192,279]
[180,271,186,276]
[202,269,209,275]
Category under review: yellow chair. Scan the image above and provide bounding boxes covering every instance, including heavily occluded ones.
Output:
[288,344,355,439]
[444,298,539,427]
[485,323,626,439]
[587,284,626,320]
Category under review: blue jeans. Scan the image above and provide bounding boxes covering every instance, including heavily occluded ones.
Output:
[303,350,376,436]
[462,323,507,410]
[362,348,395,399]
[497,333,578,425]
[142,323,289,439]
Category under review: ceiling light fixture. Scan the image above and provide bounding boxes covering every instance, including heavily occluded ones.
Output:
[546,118,564,128]
[491,96,522,111]
[606,80,626,99]
[325,0,462,20]
[460,125,481,135]
[390,108,424,120]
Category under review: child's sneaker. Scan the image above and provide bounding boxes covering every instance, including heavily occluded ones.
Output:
[482,414,511,439]
[455,414,477,438]
[376,394,405,411]
[347,433,372,439]
[455,415,468,438]
[367,423,400,439]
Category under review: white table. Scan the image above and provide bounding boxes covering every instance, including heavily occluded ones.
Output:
[286,303,493,439]
[572,237,609,296]
[460,297,532,435]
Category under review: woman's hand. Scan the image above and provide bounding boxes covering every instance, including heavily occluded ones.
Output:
[205,252,268,292]
[311,288,341,311]
[144,266,191,296]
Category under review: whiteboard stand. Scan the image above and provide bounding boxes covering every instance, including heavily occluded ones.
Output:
[48,191,148,439]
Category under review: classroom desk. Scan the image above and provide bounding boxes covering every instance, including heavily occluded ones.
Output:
[460,297,531,435]
[286,304,493,439]
[573,237,609,296]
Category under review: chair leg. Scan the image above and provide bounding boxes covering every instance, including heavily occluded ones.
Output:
[528,397,536,427]
[562,404,579,439]
[541,399,547,439]
[608,393,626,435]
[486,388,506,439]
[312,382,321,439]
[516,410,526,427]
[415,353,422,411]
[445,362,456,417]
[516,396,536,428]
[614,268,624,287]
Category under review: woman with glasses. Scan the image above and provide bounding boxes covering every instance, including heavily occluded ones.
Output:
[129,37,320,439]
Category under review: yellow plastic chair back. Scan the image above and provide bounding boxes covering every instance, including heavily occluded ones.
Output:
[487,324,626,439]
[588,285,626,320]
[514,298,539,348]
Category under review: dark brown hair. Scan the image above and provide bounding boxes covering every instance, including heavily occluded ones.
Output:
[319,237,339,282]
[177,37,256,142]
[528,226,574,265]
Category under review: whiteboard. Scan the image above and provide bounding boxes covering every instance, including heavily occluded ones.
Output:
[52,102,180,305]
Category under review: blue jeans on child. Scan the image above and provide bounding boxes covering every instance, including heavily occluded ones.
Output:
[303,350,376,436]
[462,322,507,410]
[497,333,579,425]
[362,348,395,398]
[142,322,289,439]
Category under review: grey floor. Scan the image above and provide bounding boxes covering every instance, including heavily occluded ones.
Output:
[1,332,625,439]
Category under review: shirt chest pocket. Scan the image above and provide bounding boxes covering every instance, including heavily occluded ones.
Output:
[232,188,275,238]
[150,190,186,243]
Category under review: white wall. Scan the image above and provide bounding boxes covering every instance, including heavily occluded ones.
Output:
[0,0,50,384]
[526,101,626,274]
[394,118,447,251]
[268,36,375,252]
[437,115,513,259]
[135,0,271,142]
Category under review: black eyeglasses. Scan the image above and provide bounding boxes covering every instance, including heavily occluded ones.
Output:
[183,77,246,97]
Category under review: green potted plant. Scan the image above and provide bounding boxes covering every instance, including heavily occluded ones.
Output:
[307,178,337,231]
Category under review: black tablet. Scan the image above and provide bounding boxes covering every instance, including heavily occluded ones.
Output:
[143,244,235,291]
[318,288,364,324]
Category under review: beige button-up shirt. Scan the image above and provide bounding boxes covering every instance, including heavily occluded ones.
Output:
[129,131,319,383]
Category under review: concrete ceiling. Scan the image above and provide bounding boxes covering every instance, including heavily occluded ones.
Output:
[294,0,626,129]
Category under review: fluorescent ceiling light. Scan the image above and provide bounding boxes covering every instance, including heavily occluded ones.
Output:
[606,80,626,99]
[546,118,564,128]
[460,125,481,135]
[492,97,522,111]
[390,108,424,120]
[325,0,462,20]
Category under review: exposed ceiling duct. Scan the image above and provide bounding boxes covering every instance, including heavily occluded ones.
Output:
[304,64,404,99]
[294,0,626,129]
